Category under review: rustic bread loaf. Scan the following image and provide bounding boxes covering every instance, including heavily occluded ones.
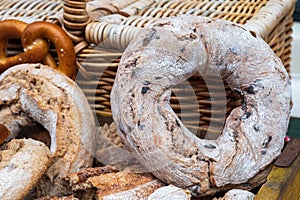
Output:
[0,139,52,200]
[0,63,96,196]
[68,167,164,200]
[111,15,292,196]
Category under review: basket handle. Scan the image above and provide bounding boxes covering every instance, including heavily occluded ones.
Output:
[63,0,90,43]
[245,0,297,40]
[78,0,297,49]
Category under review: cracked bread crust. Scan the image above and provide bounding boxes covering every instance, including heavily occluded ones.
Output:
[0,64,96,196]
[0,139,52,200]
[111,15,292,196]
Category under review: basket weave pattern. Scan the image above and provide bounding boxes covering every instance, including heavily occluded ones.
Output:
[0,0,297,139]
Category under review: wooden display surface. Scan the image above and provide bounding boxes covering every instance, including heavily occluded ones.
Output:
[255,137,300,200]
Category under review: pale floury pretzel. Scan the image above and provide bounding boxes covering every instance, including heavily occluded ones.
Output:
[111,15,292,196]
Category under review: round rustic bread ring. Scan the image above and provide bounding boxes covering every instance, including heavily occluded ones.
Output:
[0,138,52,200]
[111,15,292,196]
[0,19,52,73]
[0,63,96,195]
[21,21,77,80]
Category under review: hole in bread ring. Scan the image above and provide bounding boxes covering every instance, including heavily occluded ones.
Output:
[111,15,292,196]
[17,123,51,148]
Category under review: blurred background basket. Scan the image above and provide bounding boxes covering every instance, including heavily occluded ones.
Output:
[0,0,297,140]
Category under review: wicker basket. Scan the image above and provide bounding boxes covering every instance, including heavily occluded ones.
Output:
[0,0,297,140]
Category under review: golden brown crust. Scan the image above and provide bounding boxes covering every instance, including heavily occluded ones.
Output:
[96,179,163,200]
[68,165,119,187]
[0,20,50,73]
[91,172,156,196]
[68,167,164,199]
[35,195,79,200]
[22,21,77,79]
